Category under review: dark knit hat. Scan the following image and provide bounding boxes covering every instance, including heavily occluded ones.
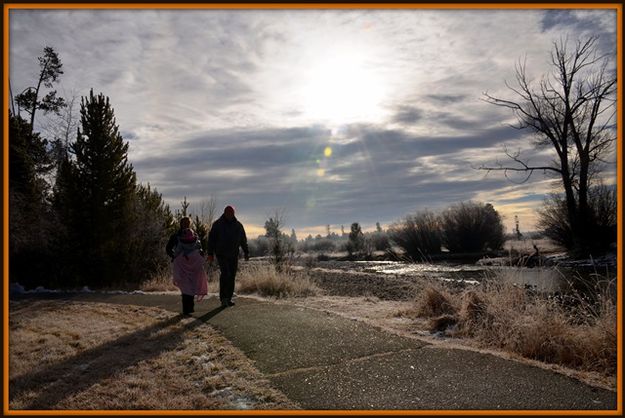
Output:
[224,205,235,216]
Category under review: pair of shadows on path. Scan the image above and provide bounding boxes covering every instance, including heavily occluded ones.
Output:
[9,305,227,410]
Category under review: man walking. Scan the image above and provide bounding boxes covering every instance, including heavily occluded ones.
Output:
[207,205,249,307]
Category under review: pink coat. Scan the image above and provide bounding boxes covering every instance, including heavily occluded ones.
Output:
[172,250,208,299]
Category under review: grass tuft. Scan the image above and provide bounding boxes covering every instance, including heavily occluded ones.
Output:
[414,285,458,317]
[412,273,616,376]
[236,263,321,298]
[139,267,177,292]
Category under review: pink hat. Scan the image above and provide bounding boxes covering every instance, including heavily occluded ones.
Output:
[180,228,196,243]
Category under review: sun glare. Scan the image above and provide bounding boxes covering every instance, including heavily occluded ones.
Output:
[298,49,387,125]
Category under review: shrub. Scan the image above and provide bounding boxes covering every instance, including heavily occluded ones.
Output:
[536,194,574,250]
[388,210,442,260]
[367,231,391,251]
[440,201,504,253]
[307,239,336,252]
[537,184,617,255]
[412,273,617,375]
[248,236,270,257]
[125,184,174,284]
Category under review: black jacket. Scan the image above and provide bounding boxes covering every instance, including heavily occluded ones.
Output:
[207,215,249,258]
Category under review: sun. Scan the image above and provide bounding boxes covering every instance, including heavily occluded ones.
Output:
[298,48,387,125]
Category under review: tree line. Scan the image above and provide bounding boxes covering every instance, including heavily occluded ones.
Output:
[9,46,178,289]
[247,201,505,262]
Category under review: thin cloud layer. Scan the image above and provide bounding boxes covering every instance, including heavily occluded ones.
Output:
[8,7,617,234]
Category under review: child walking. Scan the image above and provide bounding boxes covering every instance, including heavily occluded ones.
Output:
[166,217,208,315]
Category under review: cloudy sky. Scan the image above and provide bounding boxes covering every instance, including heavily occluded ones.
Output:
[9,6,618,237]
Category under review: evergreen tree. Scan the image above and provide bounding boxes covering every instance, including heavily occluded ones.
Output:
[55,89,137,286]
[194,214,209,252]
[126,184,175,281]
[9,113,55,286]
[264,217,282,239]
[9,114,51,215]
[347,222,364,257]
[14,46,66,135]
[264,212,287,269]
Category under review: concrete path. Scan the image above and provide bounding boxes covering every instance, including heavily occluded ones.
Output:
[11,292,618,411]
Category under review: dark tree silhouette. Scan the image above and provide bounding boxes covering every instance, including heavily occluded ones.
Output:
[440,202,505,253]
[127,183,175,281]
[264,209,289,268]
[537,184,616,252]
[54,89,137,286]
[347,222,364,257]
[14,46,66,135]
[481,37,616,258]
[389,210,442,260]
[9,113,55,285]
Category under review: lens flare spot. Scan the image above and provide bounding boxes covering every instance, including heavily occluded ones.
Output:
[324,146,332,158]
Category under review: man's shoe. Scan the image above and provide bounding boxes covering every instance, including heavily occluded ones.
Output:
[221,300,229,308]
[227,300,235,307]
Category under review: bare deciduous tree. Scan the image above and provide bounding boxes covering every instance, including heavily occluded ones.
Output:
[41,90,79,151]
[198,195,218,228]
[481,36,616,257]
[40,91,79,188]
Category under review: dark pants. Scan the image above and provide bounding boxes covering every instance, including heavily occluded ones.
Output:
[181,293,194,314]
[217,255,238,302]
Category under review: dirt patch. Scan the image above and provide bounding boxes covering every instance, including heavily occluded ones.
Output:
[307,270,421,300]
[8,300,297,410]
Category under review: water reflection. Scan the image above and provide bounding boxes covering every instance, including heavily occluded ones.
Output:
[348,260,615,295]
[496,267,567,293]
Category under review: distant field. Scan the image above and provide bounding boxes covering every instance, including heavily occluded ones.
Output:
[8,300,296,410]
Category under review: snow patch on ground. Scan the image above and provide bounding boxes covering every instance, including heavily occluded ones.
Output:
[9,283,150,296]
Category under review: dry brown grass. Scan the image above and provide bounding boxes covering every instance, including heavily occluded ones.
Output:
[414,286,459,317]
[139,262,321,299]
[410,276,617,377]
[139,267,178,292]
[8,300,297,410]
[236,263,322,298]
[140,264,221,293]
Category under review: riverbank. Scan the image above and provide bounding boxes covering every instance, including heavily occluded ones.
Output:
[295,238,617,270]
